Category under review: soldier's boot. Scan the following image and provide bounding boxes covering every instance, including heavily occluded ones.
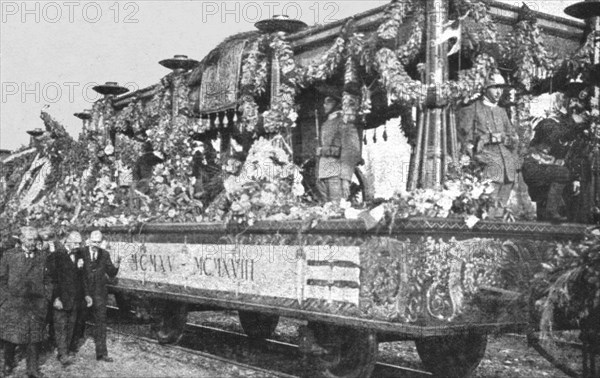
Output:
[546,182,567,222]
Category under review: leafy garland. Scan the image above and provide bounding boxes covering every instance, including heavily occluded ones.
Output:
[262,34,298,134]
[296,36,346,86]
[397,2,425,66]
[240,36,269,132]
[535,229,600,346]
[500,5,556,91]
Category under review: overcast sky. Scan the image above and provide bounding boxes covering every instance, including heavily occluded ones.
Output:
[0,0,580,151]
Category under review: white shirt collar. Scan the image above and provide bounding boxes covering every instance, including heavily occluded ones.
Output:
[327,110,342,120]
[482,97,498,108]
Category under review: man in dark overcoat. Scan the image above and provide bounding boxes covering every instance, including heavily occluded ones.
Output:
[48,231,93,366]
[316,91,362,203]
[0,226,53,378]
[80,230,119,362]
[458,73,519,214]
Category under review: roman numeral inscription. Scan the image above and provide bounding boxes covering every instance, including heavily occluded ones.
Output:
[194,257,254,281]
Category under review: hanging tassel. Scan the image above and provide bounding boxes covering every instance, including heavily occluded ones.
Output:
[363,133,367,145]
[233,112,238,123]
[372,129,377,143]
[223,113,229,126]
[383,125,388,141]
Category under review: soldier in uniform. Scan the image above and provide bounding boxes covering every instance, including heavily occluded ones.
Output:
[522,91,587,222]
[48,231,93,366]
[80,230,119,362]
[458,72,519,214]
[0,226,53,378]
[315,89,362,203]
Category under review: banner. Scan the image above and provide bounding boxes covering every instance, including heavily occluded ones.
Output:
[198,40,246,113]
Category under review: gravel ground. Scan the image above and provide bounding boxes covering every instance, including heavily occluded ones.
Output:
[3,330,279,378]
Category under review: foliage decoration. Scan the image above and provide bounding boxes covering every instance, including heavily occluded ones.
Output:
[221,137,305,225]
[376,47,426,106]
[396,1,425,66]
[262,35,298,134]
[239,37,269,133]
[535,228,600,347]
[377,0,413,41]
[383,155,497,228]
[453,0,497,52]
[499,4,556,91]
[297,36,346,87]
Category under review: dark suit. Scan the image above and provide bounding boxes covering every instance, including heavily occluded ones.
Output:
[0,247,52,376]
[81,246,118,358]
[48,247,89,358]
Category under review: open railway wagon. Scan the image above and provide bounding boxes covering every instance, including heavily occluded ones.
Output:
[2,0,600,377]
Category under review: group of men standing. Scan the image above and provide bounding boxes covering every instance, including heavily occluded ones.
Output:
[0,227,120,378]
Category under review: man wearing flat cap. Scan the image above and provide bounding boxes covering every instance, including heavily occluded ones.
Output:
[315,88,362,203]
[0,226,53,378]
[80,230,120,362]
[458,72,519,214]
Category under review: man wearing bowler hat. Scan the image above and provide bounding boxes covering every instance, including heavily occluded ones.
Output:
[315,87,362,203]
[80,230,120,362]
[458,72,520,214]
[0,226,53,378]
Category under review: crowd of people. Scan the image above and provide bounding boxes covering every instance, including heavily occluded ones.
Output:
[0,227,120,378]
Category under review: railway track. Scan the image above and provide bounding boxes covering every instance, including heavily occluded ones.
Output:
[106,306,432,377]
[107,324,297,378]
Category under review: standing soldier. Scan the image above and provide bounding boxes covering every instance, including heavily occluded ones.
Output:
[48,231,93,366]
[315,89,362,203]
[81,230,120,362]
[0,226,53,378]
[458,72,519,214]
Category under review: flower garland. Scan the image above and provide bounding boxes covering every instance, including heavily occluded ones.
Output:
[396,2,425,66]
[377,0,413,40]
[262,35,298,134]
[442,53,496,104]
[501,5,556,91]
[454,0,497,51]
[239,37,269,132]
[297,36,346,87]
[375,47,426,106]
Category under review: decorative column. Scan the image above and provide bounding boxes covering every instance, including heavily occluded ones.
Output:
[74,109,92,133]
[408,0,458,190]
[92,82,129,149]
[255,15,307,155]
[26,128,44,147]
[159,55,199,121]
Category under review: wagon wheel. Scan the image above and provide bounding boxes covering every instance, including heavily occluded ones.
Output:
[415,333,487,378]
[155,301,188,344]
[305,323,378,378]
[238,311,279,339]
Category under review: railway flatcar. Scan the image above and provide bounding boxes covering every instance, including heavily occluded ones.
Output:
[2,0,599,377]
